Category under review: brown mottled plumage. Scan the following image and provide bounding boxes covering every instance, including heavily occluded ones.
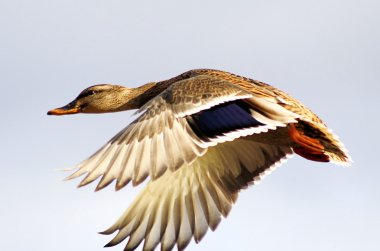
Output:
[48,69,351,251]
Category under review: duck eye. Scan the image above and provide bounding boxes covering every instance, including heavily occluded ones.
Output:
[78,90,97,99]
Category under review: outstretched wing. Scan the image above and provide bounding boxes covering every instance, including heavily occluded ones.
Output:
[66,75,299,190]
[101,139,293,251]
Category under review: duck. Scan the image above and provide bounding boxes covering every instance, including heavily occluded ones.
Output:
[48,69,351,251]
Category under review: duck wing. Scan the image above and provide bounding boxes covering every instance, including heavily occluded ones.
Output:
[192,69,351,164]
[101,139,293,251]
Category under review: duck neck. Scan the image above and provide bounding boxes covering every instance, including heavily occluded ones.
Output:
[120,70,197,110]
[121,82,159,110]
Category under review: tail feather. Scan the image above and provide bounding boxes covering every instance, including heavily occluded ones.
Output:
[289,121,351,165]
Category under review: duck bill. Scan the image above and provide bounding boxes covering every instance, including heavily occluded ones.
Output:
[47,101,81,115]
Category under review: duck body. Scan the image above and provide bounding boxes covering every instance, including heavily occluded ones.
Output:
[48,69,350,251]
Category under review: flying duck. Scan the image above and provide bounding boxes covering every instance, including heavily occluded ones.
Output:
[48,69,351,251]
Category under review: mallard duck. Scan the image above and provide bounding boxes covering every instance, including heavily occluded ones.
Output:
[48,69,351,251]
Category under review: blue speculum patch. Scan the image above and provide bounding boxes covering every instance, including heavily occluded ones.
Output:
[187,100,264,139]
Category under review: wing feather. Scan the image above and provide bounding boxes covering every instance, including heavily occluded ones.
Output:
[102,139,293,251]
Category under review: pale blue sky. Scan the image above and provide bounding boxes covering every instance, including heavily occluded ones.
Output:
[1,0,379,250]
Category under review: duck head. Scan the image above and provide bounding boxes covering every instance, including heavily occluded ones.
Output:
[47,84,134,115]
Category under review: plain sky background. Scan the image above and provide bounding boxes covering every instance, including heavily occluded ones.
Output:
[1,0,379,250]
